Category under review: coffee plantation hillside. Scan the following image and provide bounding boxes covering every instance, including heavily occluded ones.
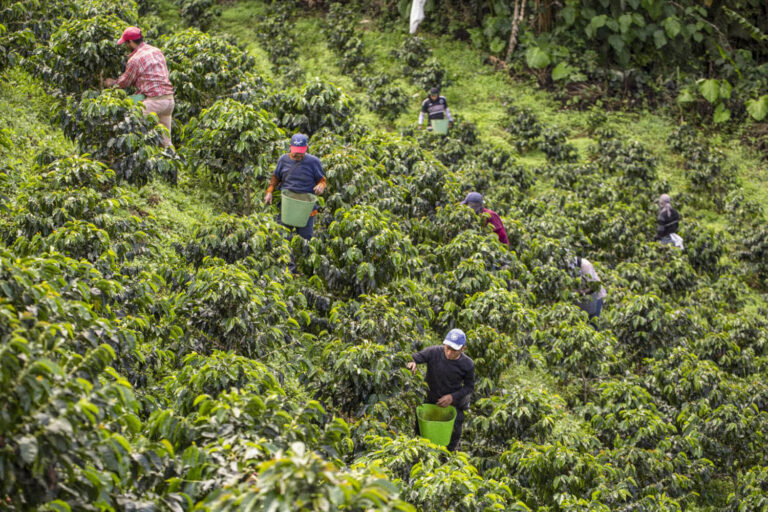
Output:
[1,0,768,510]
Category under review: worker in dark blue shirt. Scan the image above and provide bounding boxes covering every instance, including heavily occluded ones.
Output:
[264,133,326,240]
[407,328,475,451]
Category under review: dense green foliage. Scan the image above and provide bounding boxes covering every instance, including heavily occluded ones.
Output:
[1,0,768,509]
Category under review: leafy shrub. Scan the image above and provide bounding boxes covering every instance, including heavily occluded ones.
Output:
[59,90,179,185]
[391,36,431,76]
[160,29,256,122]
[0,334,147,509]
[181,98,284,213]
[164,350,282,415]
[492,439,611,510]
[318,145,393,215]
[736,226,768,288]
[228,71,271,105]
[324,3,370,76]
[329,290,432,352]
[458,286,533,336]
[315,339,414,416]
[176,0,219,30]
[35,15,125,94]
[473,143,514,172]
[539,126,578,163]
[306,206,420,296]
[177,213,291,274]
[593,138,658,189]
[684,146,735,208]
[609,293,671,358]
[451,119,479,146]
[533,304,617,396]
[2,157,118,241]
[727,465,768,511]
[588,380,675,449]
[467,384,566,459]
[356,435,518,511]
[177,261,306,357]
[366,78,408,122]
[255,1,302,81]
[505,105,542,152]
[410,57,452,90]
[267,78,353,136]
[682,221,725,274]
[197,443,413,511]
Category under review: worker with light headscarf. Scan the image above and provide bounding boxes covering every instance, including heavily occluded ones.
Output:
[656,193,682,248]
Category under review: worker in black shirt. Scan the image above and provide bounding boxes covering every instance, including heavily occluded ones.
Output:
[656,193,683,248]
[418,87,453,130]
[407,328,475,451]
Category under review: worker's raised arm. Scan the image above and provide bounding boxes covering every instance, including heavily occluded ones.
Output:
[408,346,433,371]
[450,362,475,405]
[114,58,139,89]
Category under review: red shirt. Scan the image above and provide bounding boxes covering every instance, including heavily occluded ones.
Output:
[483,208,509,246]
[115,42,174,97]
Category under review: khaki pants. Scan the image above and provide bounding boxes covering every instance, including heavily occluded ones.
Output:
[142,95,174,147]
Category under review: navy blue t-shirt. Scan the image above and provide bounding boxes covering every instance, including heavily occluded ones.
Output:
[273,153,324,194]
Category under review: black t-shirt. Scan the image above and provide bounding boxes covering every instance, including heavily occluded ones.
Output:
[657,207,680,238]
[412,345,475,410]
[421,96,448,120]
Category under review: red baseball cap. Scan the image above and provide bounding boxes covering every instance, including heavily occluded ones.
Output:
[117,27,142,45]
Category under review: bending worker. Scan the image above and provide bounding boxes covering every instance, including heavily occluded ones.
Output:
[104,26,175,148]
[569,256,607,324]
[407,329,475,451]
[461,192,509,246]
[264,133,326,241]
[418,87,453,130]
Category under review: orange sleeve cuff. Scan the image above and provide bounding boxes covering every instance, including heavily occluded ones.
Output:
[266,175,280,194]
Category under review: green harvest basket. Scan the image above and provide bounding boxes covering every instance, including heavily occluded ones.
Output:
[281,190,316,228]
[431,118,450,135]
[128,93,146,104]
[417,404,457,446]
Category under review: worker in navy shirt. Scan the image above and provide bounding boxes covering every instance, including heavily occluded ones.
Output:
[407,328,475,451]
[418,87,453,130]
[264,133,326,240]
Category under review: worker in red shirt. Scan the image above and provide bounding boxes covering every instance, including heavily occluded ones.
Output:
[461,192,509,246]
[104,26,175,148]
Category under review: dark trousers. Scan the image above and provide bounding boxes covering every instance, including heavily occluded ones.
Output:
[279,213,315,241]
[294,214,315,241]
[415,407,465,452]
[577,297,603,330]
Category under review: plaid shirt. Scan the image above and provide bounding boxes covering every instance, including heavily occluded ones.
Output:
[115,42,174,97]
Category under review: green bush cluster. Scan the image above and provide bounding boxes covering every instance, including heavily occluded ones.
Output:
[3,0,768,509]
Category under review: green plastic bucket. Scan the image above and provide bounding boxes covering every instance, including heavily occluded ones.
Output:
[417,404,457,446]
[128,93,146,104]
[281,190,316,228]
[431,118,449,135]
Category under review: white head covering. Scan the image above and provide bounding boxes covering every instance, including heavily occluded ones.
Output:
[658,194,672,217]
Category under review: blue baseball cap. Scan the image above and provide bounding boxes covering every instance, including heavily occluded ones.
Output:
[461,192,483,204]
[290,133,308,153]
[443,328,467,350]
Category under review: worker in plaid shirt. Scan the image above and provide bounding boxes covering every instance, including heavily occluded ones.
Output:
[105,26,175,148]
